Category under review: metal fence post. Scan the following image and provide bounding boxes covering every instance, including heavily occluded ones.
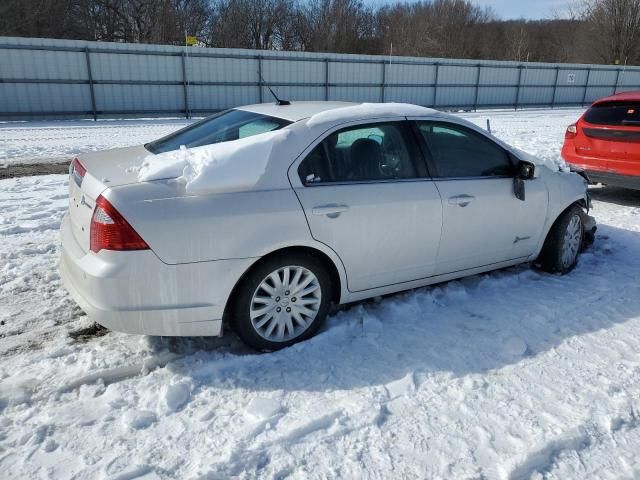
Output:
[433,63,439,108]
[613,68,621,95]
[582,68,591,106]
[181,51,190,119]
[84,47,97,121]
[325,58,330,101]
[381,60,386,103]
[473,64,481,111]
[551,66,560,108]
[257,56,263,104]
[515,65,523,110]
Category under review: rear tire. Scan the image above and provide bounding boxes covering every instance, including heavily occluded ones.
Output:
[536,205,584,274]
[231,253,332,352]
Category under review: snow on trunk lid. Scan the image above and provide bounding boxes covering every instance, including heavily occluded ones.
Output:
[137,129,290,194]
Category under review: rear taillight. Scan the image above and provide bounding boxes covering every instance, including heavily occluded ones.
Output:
[90,195,150,253]
[70,157,86,186]
[565,124,578,139]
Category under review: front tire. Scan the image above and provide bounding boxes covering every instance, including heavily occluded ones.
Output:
[232,253,332,351]
[536,205,584,274]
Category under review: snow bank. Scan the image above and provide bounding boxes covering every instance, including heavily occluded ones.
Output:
[161,379,191,413]
[137,129,290,194]
[245,397,283,420]
[123,410,157,430]
[306,102,435,128]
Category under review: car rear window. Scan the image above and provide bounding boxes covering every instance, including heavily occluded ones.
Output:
[145,109,291,154]
[584,101,640,126]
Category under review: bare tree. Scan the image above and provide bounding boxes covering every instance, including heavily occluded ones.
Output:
[294,0,378,53]
[377,0,494,59]
[507,24,529,61]
[209,0,299,49]
[1,0,638,65]
[582,0,640,65]
[0,0,82,39]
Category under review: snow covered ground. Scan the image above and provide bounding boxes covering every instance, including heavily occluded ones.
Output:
[0,108,582,167]
[0,119,190,165]
[2,109,640,479]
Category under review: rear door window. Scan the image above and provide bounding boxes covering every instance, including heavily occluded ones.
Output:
[298,122,421,184]
[584,102,640,126]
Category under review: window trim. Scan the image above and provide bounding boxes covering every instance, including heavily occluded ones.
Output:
[411,120,517,180]
[296,120,427,187]
[299,177,436,188]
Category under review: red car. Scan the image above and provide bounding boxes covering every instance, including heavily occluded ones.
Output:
[562,91,640,190]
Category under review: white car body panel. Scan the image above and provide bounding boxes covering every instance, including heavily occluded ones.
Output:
[79,145,149,188]
[294,179,442,291]
[104,183,311,265]
[59,102,591,337]
[433,176,547,274]
[60,214,254,336]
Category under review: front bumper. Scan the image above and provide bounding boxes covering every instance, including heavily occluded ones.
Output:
[59,214,255,336]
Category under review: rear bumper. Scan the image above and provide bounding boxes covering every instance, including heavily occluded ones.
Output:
[561,145,608,173]
[59,214,255,336]
[582,170,640,190]
[562,142,640,190]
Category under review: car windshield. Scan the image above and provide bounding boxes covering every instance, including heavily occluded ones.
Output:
[145,109,291,154]
[584,101,640,126]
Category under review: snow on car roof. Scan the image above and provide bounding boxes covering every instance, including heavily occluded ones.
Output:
[236,101,439,123]
[236,101,358,122]
[305,102,439,128]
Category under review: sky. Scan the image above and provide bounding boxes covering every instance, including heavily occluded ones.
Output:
[472,0,570,19]
[365,0,572,20]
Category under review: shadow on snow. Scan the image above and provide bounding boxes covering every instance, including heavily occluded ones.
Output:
[146,221,640,394]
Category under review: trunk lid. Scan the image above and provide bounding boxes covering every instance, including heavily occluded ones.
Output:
[78,145,151,187]
[576,124,640,161]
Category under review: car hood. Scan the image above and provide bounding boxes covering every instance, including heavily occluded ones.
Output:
[77,145,150,187]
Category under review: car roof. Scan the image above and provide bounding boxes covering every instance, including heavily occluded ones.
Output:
[592,90,640,105]
[236,101,359,122]
[235,101,440,123]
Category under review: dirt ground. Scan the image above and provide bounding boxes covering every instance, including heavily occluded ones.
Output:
[0,161,69,179]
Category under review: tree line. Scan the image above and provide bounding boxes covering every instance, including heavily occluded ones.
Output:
[1,0,639,65]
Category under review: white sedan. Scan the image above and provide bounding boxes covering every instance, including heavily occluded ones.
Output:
[60,102,595,351]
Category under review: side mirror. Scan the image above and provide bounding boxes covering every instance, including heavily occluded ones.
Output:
[513,161,534,201]
[518,161,535,180]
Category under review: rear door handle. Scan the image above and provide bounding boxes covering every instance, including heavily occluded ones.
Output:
[448,194,475,207]
[312,204,349,218]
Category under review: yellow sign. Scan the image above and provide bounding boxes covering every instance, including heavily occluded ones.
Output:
[186,36,198,46]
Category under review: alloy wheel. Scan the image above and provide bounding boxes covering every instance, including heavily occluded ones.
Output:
[249,266,322,342]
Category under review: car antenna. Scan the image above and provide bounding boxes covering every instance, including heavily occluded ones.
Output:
[257,70,290,106]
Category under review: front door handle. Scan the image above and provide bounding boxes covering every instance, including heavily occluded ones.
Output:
[312,204,349,218]
[448,194,475,207]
